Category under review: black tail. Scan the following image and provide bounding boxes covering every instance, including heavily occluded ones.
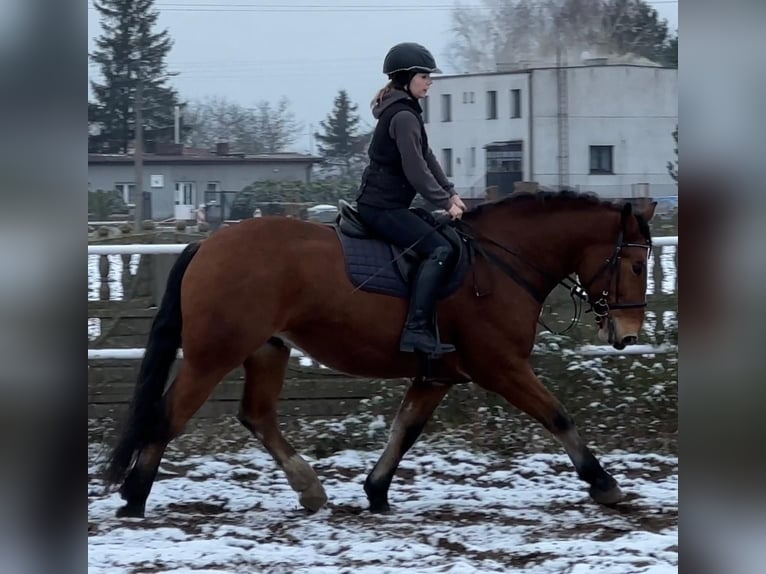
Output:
[104,241,201,486]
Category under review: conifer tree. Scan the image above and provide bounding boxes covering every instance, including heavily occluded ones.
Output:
[314,90,367,177]
[89,0,182,153]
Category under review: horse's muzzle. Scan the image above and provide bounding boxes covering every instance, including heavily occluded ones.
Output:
[612,335,638,350]
[599,316,639,350]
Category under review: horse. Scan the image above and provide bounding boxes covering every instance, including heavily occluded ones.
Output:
[104,190,656,518]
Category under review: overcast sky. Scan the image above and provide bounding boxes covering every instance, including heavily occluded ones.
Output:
[87,1,678,154]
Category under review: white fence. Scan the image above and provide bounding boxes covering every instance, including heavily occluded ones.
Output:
[87,343,676,361]
[88,237,678,359]
[86,236,678,256]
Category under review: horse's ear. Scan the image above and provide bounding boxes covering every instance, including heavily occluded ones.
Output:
[643,201,658,222]
[621,201,633,218]
[629,197,658,222]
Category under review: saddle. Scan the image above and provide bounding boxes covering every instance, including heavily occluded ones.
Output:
[332,200,470,299]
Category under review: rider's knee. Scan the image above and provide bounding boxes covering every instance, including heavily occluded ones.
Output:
[430,245,453,263]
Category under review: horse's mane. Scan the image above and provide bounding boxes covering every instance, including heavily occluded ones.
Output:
[463,189,652,241]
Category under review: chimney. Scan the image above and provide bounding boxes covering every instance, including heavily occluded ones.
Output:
[216,142,230,156]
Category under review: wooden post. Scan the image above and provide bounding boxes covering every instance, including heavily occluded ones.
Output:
[121,254,132,295]
[99,255,111,301]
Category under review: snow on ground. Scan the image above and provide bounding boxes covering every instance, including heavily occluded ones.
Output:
[89,440,677,573]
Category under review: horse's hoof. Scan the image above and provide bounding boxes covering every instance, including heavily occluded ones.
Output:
[116,504,145,518]
[299,482,328,513]
[589,483,625,506]
[368,500,391,514]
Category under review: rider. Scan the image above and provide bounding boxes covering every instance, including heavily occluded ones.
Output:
[356,42,467,357]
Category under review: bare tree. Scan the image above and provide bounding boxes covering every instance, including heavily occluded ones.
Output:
[252,98,303,153]
[447,0,675,73]
[184,96,302,154]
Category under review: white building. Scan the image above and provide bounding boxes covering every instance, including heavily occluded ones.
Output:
[424,63,678,199]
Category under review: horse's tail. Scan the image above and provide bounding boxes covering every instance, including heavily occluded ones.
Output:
[104,241,201,486]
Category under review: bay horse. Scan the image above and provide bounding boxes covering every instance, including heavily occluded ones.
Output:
[104,190,656,518]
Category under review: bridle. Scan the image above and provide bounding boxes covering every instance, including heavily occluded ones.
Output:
[454,208,652,334]
[576,214,652,321]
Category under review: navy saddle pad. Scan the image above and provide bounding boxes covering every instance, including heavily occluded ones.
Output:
[333,227,470,300]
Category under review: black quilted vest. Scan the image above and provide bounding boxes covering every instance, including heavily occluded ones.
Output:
[357,97,428,209]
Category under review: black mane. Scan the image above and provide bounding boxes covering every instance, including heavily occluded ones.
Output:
[464,189,652,242]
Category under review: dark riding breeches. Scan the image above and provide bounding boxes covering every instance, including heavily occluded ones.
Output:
[356,205,453,260]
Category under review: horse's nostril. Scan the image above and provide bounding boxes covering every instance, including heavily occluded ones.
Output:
[622,335,638,346]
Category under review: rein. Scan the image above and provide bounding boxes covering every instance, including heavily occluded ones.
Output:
[454,211,651,335]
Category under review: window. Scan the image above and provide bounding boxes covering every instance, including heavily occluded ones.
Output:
[469,91,475,103]
[422,95,429,123]
[441,148,453,177]
[115,182,135,205]
[206,181,221,192]
[589,145,614,174]
[486,141,523,173]
[486,90,498,119]
[470,147,476,170]
[440,94,452,122]
[511,89,521,118]
[487,155,522,173]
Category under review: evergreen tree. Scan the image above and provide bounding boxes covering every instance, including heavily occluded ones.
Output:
[88,189,128,220]
[600,0,672,65]
[89,0,182,153]
[660,34,678,68]
[314,90,366,177]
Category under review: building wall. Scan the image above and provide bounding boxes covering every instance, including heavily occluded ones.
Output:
[424,73,530,197]
[427,65,678,199]
[530,66,678,197]
[88,161,313,219]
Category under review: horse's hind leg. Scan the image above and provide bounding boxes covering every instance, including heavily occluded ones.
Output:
[364,380,451,513]
[237,339,327,512]
[475,361,624,506]
[117,360,234,517]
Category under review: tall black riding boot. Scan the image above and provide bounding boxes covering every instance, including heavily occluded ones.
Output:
[399,246,456,356]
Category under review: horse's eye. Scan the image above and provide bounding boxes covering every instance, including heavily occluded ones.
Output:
[632,262,644,276]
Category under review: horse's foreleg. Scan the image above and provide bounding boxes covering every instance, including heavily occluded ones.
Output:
[477,362,624,506]
[365,380,451,513]
[238,340,327,512]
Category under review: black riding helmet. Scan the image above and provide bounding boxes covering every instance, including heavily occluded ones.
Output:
[383,42,442,77]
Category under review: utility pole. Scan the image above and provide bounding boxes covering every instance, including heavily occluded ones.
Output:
[133,75,144,231]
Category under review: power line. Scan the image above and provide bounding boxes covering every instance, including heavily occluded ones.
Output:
[88,3,481,13]
[88,0,677,14]
[154,0,678,6]
[89,56,381,69]
[156,2,470,6]
[88,0,677,11]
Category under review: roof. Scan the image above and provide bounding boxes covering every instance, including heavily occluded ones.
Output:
[89,150,322,166]
[433,63,676,81]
